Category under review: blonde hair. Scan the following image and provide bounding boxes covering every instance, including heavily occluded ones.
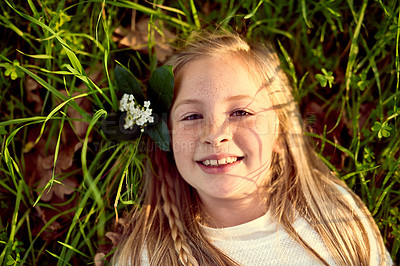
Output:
[112,32,387,265]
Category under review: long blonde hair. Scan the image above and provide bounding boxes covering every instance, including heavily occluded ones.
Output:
[112,32,387,265]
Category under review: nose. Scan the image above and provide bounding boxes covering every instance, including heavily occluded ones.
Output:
[201,116,232,146]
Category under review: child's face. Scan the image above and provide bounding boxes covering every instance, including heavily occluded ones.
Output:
[170,54,278,210]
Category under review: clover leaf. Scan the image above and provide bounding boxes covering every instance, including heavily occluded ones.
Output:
[315,68,334,88]
[4,61,24,80]
[371,121,392,139]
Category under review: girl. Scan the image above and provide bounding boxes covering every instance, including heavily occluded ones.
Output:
[112,32,391,265]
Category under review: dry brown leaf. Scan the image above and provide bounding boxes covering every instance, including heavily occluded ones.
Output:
[25,77,43,113]
[36,175,78,202]
[23,124,81,202]
[105,232,121,246]
[118,25,147,50]
[117,217,129,230]
[115,18,175,62]
[35,139,81,202]
[94,253,105,266]
[36,154,78,202]
[58,90,92,139]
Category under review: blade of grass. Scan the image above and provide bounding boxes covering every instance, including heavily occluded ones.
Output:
[16,49,55,60]
[58,109,107,265]
[0,180,23,265]
[101,8,118,110]
[57,241,90,259]
[300,0,312,28]
[342,0,368,125]
[395,5,400,112]
[149,1,187,16]
[63,64,109,108]
[305,132,355,160]
[189,0,201,30]
[244,0,263,19]
[14,65,67,101]
[50,114,65,190]
[6,1,109,108]
[327,1,367,134]
[0,117,47,127]
[24,212,35,264]
[34,91,90,145]
[105,0,191,29]
[47,250,72,266]
[81,109,108,235]
[26,0,39,17]
[21,208,76,263]
[5,0,84,75]
[0,14,39,53]
[371,163,399,215]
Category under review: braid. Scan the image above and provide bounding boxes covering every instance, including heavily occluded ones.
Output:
[155,151,199,266]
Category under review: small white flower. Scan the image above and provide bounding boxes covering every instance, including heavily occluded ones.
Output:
[119,93,154,130]
[119,94,129,112]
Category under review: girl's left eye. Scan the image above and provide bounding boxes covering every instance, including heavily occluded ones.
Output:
[231,110,252,117]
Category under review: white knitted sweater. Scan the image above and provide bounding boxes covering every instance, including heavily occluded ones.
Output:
[200,186,392,265]
[142,186,393,265]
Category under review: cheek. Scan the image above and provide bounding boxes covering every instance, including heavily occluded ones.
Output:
[256,113,279,158]
[254,112,278,135]
[171,123,198,156]
[234,113,277,138]
[232,115,278,159]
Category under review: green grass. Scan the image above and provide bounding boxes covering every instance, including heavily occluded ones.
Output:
[0,0,399,264]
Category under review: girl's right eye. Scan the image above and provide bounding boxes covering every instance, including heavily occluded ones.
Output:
[182,114,203,121]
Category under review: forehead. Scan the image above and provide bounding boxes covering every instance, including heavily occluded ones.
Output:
[173,54,267,102]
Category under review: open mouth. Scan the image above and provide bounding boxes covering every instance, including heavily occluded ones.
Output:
[197,156,244,167]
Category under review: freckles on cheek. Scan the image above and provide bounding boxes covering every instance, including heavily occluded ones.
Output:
[172,129,198,154]
[233,118,260,137]
[252,113,278,137]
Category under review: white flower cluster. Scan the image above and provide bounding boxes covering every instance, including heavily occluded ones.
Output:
[119,93,154,130]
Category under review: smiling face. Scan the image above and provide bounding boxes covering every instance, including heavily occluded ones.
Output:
[170,54,279,214]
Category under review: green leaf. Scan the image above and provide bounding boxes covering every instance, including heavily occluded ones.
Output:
[316,68,334,88]
[315,73,327,87]
[11,71,18,80]
[148,65,174,115]
[381,123,392,137]
[147,118,170,151]
[381,129,390,138]
[4,61,24,80]
[17,49,54,59]
[371,121,392,139]
[6,255,14,265]
[115,65,144,103]
[4,66,13,76]
[371,121,381,132]
[101,112,141,141]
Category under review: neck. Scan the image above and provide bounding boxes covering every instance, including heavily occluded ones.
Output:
[200,194,267,228]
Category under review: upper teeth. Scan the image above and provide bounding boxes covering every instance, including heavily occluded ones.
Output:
[202,157,238,166]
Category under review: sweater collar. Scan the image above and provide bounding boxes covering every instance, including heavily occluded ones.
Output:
[200,211,277,241]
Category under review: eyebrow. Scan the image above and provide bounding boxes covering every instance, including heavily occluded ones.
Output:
[171,95,254,113]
